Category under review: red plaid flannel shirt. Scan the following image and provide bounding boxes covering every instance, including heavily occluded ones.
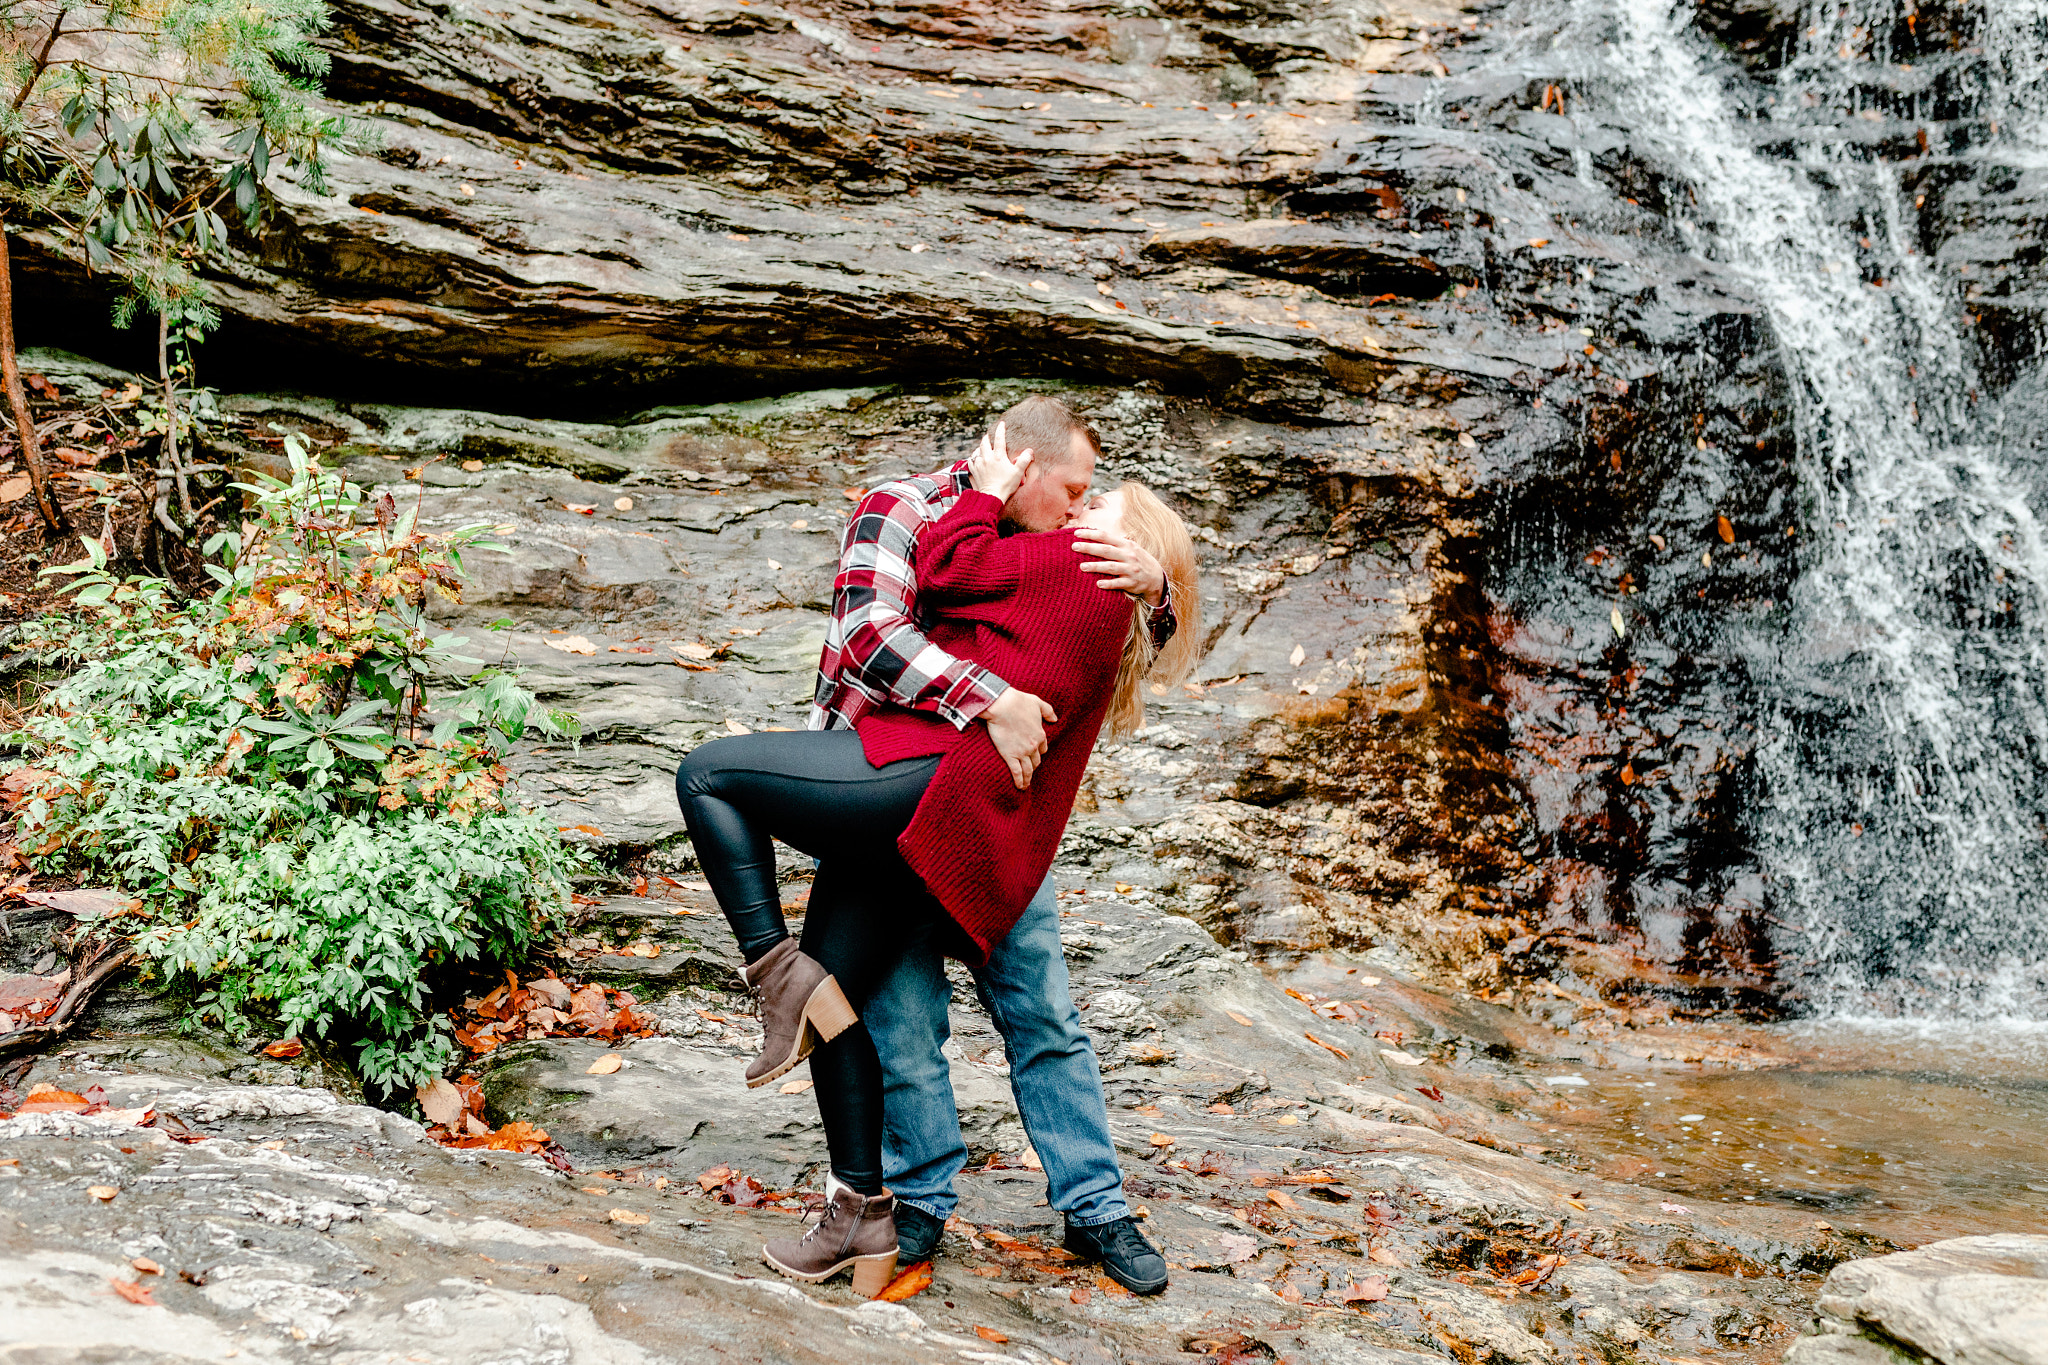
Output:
[808,461,1176,732]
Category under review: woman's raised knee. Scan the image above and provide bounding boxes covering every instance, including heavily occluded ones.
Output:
[675,737,741,799]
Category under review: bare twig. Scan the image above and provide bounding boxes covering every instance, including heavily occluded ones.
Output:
[0,224,69,532]
[157,312,193,523]
[9,4,67,114]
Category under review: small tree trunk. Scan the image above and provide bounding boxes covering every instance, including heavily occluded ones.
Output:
[157,310,194,524]
[0,221,68,533]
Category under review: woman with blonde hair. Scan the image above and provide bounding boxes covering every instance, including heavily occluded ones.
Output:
[672,444,1199,1296]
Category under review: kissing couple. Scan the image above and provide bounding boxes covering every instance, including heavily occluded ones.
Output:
[673,394,1201,1297]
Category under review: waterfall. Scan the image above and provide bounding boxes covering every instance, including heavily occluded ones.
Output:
[1496,0,2048,1018]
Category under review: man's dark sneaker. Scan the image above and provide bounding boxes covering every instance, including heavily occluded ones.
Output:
[895,1201,945,1263]
[1064,1215,1168,1295]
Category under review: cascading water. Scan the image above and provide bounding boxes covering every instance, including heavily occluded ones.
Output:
[1487,0,2048,1019]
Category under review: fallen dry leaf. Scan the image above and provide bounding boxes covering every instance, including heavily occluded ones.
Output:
[608,1208,650,1225]
[87,1185,118,1201]
[673,641,718,661]
[1267,1190,1298,1211]
[1226,1011,1256,1027]
[0,475,29,503]
[1508,1253,1564,1286]
[564,503,597,515]
[724,719,752,735]
[1147,1132,1176,1148]
[1275,1114,1299,1125]
[778,1078,813,1094]
[261,1039,304,1059]
[0,974,64,1017]
[417,1078,464,1129]
[1070,1283,1092,1304]
[586,1054,623,1075]
[21,888,135,917]
[108,1277,156,1306]
[877,1261,933,1302]
[19,1089,91,1115]
[478,1121,553,1154]
[1379,1048,1424,1067]
[1289,643,1306,666]
[546,635,598,656]
[1337,1276,1389,1304]
[974,1327,1009,1344]
[461,459,485,472]
[613,496,634,511]
[1717,514,1736,544]
[1304,1031,1350,1060]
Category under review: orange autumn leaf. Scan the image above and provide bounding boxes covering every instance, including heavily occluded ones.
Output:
[974,1327,1009,1344]
[483,1121,552,1152]
[109,1278,157,1306]
[1717,514,1736,544]
[1304,1031,1350,1060]
[18,1090,90,1114]
[877,1261,933,1302]
[262,1039,304,1059]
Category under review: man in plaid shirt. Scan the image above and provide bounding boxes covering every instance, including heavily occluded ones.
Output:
[810,403,1174,782]
[808,394,1177,1293]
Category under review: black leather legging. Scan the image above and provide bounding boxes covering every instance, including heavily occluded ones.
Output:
[675,730,945,1193]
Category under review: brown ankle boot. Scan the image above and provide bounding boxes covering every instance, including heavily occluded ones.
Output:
[742,937,857,1088]
[762,1178,898,1297]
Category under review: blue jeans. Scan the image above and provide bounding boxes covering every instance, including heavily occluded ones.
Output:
[867,874,1131,1228]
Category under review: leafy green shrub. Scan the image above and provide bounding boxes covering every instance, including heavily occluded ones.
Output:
[6,440,578,1090]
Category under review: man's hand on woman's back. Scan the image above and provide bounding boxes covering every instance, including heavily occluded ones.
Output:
[983,687,1058,789]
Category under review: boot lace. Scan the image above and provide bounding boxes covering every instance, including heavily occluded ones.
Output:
[1089,1218,1157,1262]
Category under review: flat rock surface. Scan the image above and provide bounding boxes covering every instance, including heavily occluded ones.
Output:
[6,880,1860,1363]
[1786,1234,2048,1365]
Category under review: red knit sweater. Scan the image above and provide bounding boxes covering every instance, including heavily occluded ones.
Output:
[857,490,1136,963]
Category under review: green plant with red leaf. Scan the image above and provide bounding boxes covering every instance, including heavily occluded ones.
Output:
[3,437,580,1091]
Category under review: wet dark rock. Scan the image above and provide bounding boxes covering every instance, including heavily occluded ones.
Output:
[13,0,1824,1001]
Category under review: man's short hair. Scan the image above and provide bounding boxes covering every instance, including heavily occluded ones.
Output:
[994,395,1102,469]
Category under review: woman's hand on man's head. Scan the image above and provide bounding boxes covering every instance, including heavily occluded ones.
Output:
[969,421,1034,503]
